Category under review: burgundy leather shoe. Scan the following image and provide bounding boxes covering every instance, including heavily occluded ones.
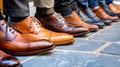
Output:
[0,20,54,55]
[35,12,89,36]
[0,50,22,67]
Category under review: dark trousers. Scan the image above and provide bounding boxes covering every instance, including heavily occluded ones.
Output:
[88,0,99,8]
[54,0,73,16]
[3,0,55,17]
[105,0,113,5]
[76,0,89,7]
[3,0,29,17]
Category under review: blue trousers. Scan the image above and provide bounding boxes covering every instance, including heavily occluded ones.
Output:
[76,0,99,8]
[76,0,89,7]
[88,0,99,8]
[105,0,113,5]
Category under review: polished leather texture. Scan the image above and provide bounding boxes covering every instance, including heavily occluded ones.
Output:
[0,20,54,55]
[77,8,105,29]
[63,11,99,31]
[11,16,74,45]
[36,12,89,37]
[108,3,120,14]
[99,0,120,16]
[80,7,111,26]
[0,50,21,67]
[93,7,119,21]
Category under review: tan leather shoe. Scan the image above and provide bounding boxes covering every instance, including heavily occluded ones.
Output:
[93,7,119,21]
[35,12,89,37]
[64,11,99,32]
[10,16,74,45]
[108,3,120,14]
[0,50,22,67]
[0,20,54,55]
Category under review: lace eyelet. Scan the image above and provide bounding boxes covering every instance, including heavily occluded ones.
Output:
[2,23,4,26]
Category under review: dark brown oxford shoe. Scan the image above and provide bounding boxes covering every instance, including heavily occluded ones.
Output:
[35,12,89,37]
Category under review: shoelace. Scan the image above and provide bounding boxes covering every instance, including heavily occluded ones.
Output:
[31,17,44,28]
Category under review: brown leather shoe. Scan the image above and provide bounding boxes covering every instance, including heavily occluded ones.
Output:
[35,12,89,37]
[93,7,119,21]
[0,20,54,55]
[0,50,22,67]
[108,3,120,14]
[63,11,99,32]
[10,16,74,45]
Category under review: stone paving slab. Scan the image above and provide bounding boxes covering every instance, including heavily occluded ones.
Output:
[89,22,120,42]
[21,50,97,67]
[84,55,120,67]
[89,33,120,42]
[56,39,105,51]
[101,43,120,55]
[18,50,120,67]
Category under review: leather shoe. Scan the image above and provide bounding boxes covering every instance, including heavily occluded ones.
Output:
[0,20,54,55]
[0,50,22,67]
[80,7,111,26]
[63,11,99,32]
[108,3,120,14]
[99,0,120,16]
[77,8,105,29]
[10,16,74,45]
[93,7,119,22]
[36,12,89,37]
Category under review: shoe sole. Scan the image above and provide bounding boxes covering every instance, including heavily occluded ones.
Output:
[15,64,22,67]
[90,28,99,32]
[73,31,89,37]
[54,39,74,46]
[2,45,55,56]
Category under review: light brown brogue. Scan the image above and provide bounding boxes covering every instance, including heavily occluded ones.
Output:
[0,20,54,55]
[0,50,22,67]
[108,3,120,14]
[10,16,74,45]
[93,7,119,21]
[63,11,99,32]
[36,12,89,37]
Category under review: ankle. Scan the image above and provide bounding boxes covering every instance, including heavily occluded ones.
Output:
[10,16,28,22]
[36,8,54,17]
[0,12,4,20]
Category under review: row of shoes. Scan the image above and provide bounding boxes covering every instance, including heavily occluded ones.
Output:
[0,2,120,67]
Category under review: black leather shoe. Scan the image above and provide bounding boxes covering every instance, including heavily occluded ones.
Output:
[99,0,120,16]
[80,7,112,26]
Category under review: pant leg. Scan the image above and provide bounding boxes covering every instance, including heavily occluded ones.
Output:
[88,0,99,8]
[54,0,73,16]
[34,0,54,8]
[4,0,29,17]
[34,0,54,15]
[105,0,113,5]
[76,0,89,7]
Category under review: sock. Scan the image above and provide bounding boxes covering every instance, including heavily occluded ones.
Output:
[36,8,54,17]
[10,16,28,22]
[0,12,4,20]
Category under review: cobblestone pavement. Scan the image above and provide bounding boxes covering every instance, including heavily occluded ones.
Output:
[17,1,120,67]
